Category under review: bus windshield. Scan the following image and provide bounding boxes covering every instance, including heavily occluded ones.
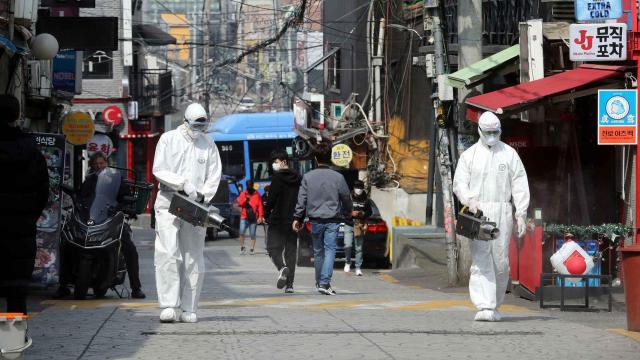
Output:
[217,141,244,180]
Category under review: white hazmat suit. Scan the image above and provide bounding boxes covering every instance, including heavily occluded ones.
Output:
[453,112,530,322]
[153,104,221,323]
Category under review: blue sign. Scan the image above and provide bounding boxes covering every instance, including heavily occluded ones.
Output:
[52,50,77,95]
[575,0,623,21]
[598,89,637,126]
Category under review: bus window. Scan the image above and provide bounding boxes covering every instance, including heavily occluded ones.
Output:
[216,141,244,180]
[291,159,313,176]
[248,140,292,181]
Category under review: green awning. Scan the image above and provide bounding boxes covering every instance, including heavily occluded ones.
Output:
[447,44,520,89]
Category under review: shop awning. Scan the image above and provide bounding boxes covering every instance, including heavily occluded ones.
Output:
[465,64,626,121]
[133,25,176,46]
[447,44,520,89]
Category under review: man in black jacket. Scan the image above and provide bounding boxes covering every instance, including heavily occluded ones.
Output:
[265,150,301,293]
[0,95,49,314]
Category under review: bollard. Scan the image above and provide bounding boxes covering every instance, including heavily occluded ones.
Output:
[620,244,640,332]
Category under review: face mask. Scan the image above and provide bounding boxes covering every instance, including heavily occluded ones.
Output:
[247,187,255,194]
[354,189,363,196]
[479,129,501,147]
[272,163,281,172]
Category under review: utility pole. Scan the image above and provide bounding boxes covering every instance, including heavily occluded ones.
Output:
[428,4,457,286]
[203,0,212,112]
[456,0,483,284]
[272,0,280,111]
[190,5,198,101]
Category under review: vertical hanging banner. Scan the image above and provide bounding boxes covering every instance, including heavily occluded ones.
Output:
[575,0,623,21]
[598,89,637,145]
[31,133,66,285]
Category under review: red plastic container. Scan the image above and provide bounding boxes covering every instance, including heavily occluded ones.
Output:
[620,244,640,332]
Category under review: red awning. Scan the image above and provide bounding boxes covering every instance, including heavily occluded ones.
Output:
[465,64,626,121]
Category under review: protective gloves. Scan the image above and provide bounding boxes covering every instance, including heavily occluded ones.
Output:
[468,199,480,214]
[517,217,527,238]
[183,181,199,201]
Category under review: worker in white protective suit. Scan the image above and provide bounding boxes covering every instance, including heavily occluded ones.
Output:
[152,103,222,323]
[453,111,530,322]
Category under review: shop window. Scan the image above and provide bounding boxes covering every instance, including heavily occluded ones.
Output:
[83,50,113,79]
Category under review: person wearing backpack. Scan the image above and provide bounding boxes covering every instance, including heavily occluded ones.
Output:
[237,179,264,255]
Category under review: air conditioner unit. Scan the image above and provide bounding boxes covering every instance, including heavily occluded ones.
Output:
[28,61,52,97]
[330,103,344,119]
[28,61,41,97]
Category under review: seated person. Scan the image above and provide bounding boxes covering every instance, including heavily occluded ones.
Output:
[54,152,146,299]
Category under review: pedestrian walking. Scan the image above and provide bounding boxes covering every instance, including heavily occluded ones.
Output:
[343,180,372,276]
[453,111,530,322]
[237,179,264,255]
[0,95,49,314]
[152,103,222,323]
[265,150,301,293]
[293,142,352,295]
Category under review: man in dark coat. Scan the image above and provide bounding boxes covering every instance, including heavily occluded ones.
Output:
[0,95,49,314]
[265,150,301,293]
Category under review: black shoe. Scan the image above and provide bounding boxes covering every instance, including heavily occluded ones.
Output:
[131,289,146,299]
[285,286,294,294]
[53,286,71,299]
[276,267,289,289]
[317,284,336,295]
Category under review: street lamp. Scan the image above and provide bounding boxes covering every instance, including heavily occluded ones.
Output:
[30,33,59,60]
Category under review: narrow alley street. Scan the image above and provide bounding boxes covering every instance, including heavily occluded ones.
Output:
[19,229,640,360]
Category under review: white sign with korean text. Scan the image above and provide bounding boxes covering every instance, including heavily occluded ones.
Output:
[569,23,627,61]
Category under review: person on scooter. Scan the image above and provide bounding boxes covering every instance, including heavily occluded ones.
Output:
[55,152,146,299]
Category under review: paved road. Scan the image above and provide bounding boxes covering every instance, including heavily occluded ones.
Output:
[15,228,640,359]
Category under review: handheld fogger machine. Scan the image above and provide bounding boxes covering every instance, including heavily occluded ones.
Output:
[169,193,232,231]
[455,208,500,241]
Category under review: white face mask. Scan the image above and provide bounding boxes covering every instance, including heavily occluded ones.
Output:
[479,128,501,147]
[272,162,281,172]
[354,188,363,196]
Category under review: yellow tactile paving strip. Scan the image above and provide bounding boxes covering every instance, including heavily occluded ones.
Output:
[39,297,533,313]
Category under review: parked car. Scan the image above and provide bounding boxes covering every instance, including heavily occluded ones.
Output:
[206,175,241,240]
[237,97,256,113]
[296,199,390,268]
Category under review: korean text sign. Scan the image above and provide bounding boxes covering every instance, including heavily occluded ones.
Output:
[575,0,622,21]
[598,89,637,145]
[570,23,627,61]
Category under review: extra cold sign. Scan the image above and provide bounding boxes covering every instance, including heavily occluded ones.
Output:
[598,89,637,145]
[575,0,622,21]
[570,23,627,61]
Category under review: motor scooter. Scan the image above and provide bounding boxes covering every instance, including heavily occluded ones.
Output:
[59,167,140,299]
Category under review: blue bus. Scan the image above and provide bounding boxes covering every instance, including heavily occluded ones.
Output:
[209,111,313,196]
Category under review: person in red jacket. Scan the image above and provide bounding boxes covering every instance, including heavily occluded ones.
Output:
[237,179,264,255]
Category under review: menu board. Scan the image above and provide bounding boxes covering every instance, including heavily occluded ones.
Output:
[31,133,66,285]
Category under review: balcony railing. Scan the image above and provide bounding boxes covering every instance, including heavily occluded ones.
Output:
[130,69,173,116]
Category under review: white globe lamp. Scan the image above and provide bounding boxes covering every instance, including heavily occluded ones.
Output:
[31,33,59,60]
